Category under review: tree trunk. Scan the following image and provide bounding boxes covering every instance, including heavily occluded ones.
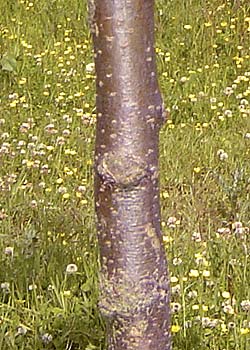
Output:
[89,1,171,349]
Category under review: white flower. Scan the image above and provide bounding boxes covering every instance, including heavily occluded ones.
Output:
[204,318,219,328]
[228,322,236,329]
[232,221,245,236]
[85,62,95,73]
[41,333,53,344]
[171,284,181,295]
[28,284,37,291]
[1,282,10,291]
[187,290,198,298]
[223,304,234,314]
[224,87,233,96]
[47,284,55,291]
[219,152,228,161]
[217,149,228,161]
[171,302,182,313]
[241,300,250,312]
[172,257,182,266]
[66,263,78,274]
[180,76,188,83]
[192,231,202,242]
[224,109,233,117]
[16,326,28,336]
[78,185,86,192]
[240,99,249,105]
[167,216,177,228]
[30,200,37,208]
[4,246,14,256]
[201,317,212,328]
[217,227,231,235]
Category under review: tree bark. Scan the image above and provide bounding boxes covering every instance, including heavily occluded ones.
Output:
[89,1,171,349]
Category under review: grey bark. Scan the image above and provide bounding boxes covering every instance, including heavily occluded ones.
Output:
[88,1,171,349]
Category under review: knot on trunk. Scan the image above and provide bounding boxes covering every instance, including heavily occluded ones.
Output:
[98,275,170,322]
[96,152,155,190]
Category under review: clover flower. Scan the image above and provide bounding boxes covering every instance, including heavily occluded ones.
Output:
[4,246,14,256]
[41,332,53,344]
[241,300,250,312]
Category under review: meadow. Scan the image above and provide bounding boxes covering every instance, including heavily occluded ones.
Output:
[0,0,249,349]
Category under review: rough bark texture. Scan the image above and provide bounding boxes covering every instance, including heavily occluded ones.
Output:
[89,1,171,349]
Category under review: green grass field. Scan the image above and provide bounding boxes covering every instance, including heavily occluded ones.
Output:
[0,0,249,349]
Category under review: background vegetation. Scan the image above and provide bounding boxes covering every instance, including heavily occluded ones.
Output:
[0,0,249,349]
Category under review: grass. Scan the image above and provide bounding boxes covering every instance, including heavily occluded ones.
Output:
[0,0,249,349]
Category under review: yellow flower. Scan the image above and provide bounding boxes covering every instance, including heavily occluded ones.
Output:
[170,276,178,283]
[184,24,192,30]
[202,270,210,278]
[63,290,71,297]
[192,305,199,310]
[188,94,196,100]
[19,96,26,103]
[218,115,225,121]
[221,323,228,333]
[222,291,230,299]
[189,269,199,277]
[202,305,209,311]
[26,160,34,168]
[65,149,77,156]
[193,167,201,174]
[162,191,169,199]
[10,101,18,108]
[220,21,228,27]
[171,325,181,333]
[62,193,70,199]
[19,78,27,85]
[240,328,249,335]
[163,235,173,243]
